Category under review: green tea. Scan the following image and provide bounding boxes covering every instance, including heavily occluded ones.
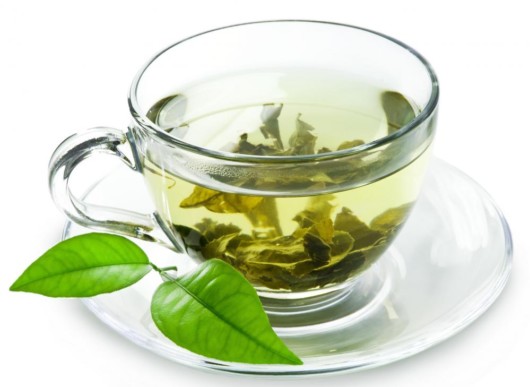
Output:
[143,69,430,292]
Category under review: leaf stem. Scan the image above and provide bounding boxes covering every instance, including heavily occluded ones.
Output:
[150,263,178,282]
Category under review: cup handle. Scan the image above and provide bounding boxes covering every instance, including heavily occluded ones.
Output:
[48,127,161,243]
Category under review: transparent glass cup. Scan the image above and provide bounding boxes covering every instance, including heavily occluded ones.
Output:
[49,21,438,305]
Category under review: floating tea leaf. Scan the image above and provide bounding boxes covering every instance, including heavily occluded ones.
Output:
[180,185,263,213]
[317,147,333,154]
[146,94,176,124]
[146,93,189,137]
[260,103,284,150]
[233,133,279,155]
[381,91,416,134]
[336,139,365,151]
[288,114,317,155]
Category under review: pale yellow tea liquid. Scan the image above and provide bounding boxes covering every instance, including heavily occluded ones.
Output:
[143,69,430,292]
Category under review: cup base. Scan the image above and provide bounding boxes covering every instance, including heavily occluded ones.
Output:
[260,263,390,330]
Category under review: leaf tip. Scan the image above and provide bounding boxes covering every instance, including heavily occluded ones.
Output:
[281,353,304,366]
[292,357,304,366]
[9,275,26,293]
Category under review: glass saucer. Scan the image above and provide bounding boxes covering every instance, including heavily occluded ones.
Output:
[63,158,512,376]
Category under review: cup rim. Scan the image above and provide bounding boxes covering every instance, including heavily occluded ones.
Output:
[128,19,439,164]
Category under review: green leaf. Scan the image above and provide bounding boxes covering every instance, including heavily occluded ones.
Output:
[10,233,151,297]
[151,259,303,365]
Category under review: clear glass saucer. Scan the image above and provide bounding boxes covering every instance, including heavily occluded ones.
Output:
[63,158,512,376]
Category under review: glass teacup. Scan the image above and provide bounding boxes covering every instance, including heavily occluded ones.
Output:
[49,20,438,304]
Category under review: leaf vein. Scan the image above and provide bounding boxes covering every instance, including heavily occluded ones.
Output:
[171,280,295,363]
[12,263,150,290]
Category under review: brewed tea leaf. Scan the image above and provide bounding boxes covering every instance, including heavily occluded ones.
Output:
[179,186,218,207]
[381,91,416,134]
[166,95,418,293]
[236,236,308,264]
[232,236,316,289]
[194,218,241,241]
[246,197,283,238]
[233,133,259,154]
[260,103,284,150]
[292,195,335,228]
[334,207,383,249]
[180,185,263,213]
[317,147,332,154]
[297,232,359,289]
[303,233,331,264]
[233,133,279,155]
[311,218,334,244]
[336,139,365,151]
[354,238,388,267]
[378,92,418,165]
[146,94,188,135]
[370,203,412,234]
[316,231,355,269]
[288,114,317,155]
[374,91,418,173]
[173,225,208,251]
[146,94,176,123]
[313,249,366,287]
[202,233,240,259]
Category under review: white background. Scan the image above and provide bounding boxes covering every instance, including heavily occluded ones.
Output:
[1,1,528,386]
